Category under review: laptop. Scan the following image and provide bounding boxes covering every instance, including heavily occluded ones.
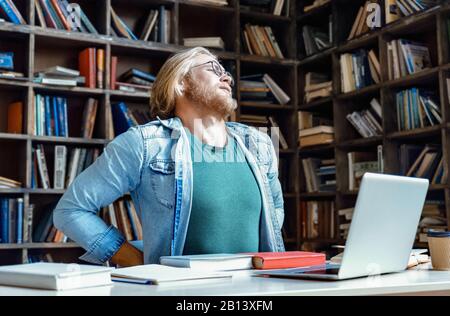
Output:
[262,173,429,280]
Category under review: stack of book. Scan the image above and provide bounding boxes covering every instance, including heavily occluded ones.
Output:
[242,24,284,59]
[0,0,25,24]
[302,22,332,56]
[395,88,441,131]
[183,37,225,50]
[347,1,380,40]
[0,197,24,243]
[115,68,155,93]
[300,200,335,239]
[348,148,384,191]
[31,144,101,189]
[111,102,152,136]
[302,157,336,192]
[304,72,332,103]
[32,94,68,137]
[34,0,98,34]
[298,111,333,130]
[0,52,24,79]
[101,199,143,241]
[387,39,431,80]
[240,0,288,16]
[416,200,447,243]
[340,49,379,93]
[338,207,354,240]
[401,144,446,183]
[346,98,383,138]
[0,176,21,189]
[239,115,288,149]
[298,125,334,147]
[240,73,290,104]
[303,0,331,13]
[79,47,105,89]
[34,66,84,87]
[385,0,439,22]
[111,6,171,44]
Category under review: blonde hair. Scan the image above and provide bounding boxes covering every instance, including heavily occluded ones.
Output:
[150,47,217,119]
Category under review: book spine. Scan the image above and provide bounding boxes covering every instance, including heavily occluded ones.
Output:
[97,49,105,89]
[44,96,52,136]
[16,198,23,244]
[0,198,8,243]
[54,145,67,189]
[0,0,21,24]
[52,97,59,137]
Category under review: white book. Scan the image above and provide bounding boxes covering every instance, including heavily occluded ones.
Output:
[111,264,232,285]
[183,37,225,49]
[262,74,290,105]
[0,263,113,291]
[66,148,81,187]
[35,146,50,189]
[370,98,382,119]
[54,145,67,189]
[160,254,253,271]
[36,77,77,86]
[40,66,80,77]
[268,116,288,150]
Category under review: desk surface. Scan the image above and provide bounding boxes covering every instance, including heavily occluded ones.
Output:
[0,264,450,296]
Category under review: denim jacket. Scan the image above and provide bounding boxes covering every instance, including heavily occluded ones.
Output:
[53,116,285,264]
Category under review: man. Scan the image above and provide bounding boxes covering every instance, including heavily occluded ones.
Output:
[53,47,285,267]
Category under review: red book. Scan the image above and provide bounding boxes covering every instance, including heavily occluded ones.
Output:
[79,48,96,89]
[248,251,326,270]
[110,56,118,90]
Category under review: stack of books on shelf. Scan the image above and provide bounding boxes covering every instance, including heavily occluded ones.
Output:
[346,98,383,138]
[416,200,447,243]
[0,176,21,189]
[385,0,440,23]
[0,52,24,79]
[32,95,69,137]
[348,148,384,191]
[31,144,101,189]
[240,0,288,15]
[401,144,447,184]
[347,1,380,40]
[32,204,68,243]
[35,0,98,34]
[101,199,143,241]
[183,37,225,50]
[299,125,334,147]
[340,49,380,93]
[302,157,336,192]
[242,24,284,59]
[338,207,354,240]
[395,88,441,131]
[304,72,332,103]
[303,0,330,13]
[387,39,432,80]
[239,114,288,150]
[34,66,84,87]
[300,200,335,239]
[111,6,171,44]
[0,197,24,243]
[111,102,152,137]
[0,0,25,25]
[79,47,105,89]
[115,68,155,93]
[301,22,332,56]
[240,73,290,105]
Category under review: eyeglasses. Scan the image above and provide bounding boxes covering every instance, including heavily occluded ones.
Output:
[190,60,235,87]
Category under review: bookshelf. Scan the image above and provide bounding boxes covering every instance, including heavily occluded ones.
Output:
[2,0,449,265]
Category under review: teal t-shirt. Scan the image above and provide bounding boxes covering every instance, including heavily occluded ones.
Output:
[183,127,262,255]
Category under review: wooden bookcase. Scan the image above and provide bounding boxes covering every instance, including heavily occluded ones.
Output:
[3,0,448,265]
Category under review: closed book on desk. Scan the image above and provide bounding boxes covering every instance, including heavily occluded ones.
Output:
[0,263,114,290]
[249,251,326,269]
[160,254,253,271]
[111,264,232,285]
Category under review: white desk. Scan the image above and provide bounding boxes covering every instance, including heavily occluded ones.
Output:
[0,264,450,296]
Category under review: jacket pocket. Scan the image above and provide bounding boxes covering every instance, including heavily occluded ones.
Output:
[149,160,175,208]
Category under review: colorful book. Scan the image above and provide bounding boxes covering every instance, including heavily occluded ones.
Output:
[247,251,326,269]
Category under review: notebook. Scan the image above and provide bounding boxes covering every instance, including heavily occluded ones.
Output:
[159,253,253,271]
[0,262,114,290]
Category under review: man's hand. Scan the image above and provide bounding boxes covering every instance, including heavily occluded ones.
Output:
[111,241,144,267]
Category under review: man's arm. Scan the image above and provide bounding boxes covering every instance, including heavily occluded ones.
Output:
[53,127,145,265]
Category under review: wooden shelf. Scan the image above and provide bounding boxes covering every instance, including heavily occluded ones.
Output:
[337,136,383,149]
[0,243,80,250]
[386,125,443,140]
[240,9,291,23]
[239,101,294,110]
[336,84,381,100]
[298,96,333,111]
[30,136,108,145]
[300,192,336,199]
[239,54,296,66]
[299,143,335,156]
[297,1,332,22]
[298,47,336,65]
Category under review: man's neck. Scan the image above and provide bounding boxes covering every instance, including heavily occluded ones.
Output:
[175,100,228,148]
